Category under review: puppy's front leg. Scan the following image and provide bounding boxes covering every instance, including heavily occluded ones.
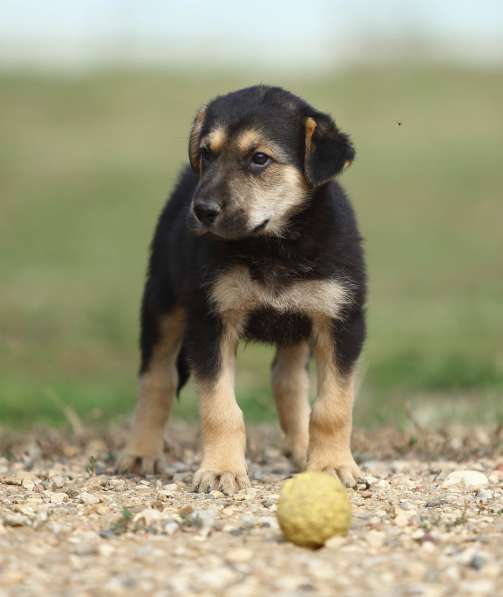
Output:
[307,315,363,487]
[189,312,249,495]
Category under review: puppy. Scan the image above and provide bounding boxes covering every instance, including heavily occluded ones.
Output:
[118,85,367,495]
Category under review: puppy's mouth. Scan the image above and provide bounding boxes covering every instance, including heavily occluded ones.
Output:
[189,210,270,239]
[214,218,270,240]
[252,218,270,234]
[217,218,270,239]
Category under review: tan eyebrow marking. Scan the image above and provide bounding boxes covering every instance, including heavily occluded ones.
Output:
[237,129,261,152]
[237,129,289,163]
[202,126,227,152]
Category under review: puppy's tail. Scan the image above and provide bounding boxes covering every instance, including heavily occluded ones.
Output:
[176,344,191,397]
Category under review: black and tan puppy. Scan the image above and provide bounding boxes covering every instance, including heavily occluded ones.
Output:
[118,85,367,495]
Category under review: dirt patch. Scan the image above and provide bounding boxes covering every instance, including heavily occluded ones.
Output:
[0,423,502,596]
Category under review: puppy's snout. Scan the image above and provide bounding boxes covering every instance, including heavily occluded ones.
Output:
[193,201,221,226]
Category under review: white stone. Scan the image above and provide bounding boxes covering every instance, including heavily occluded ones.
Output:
[398,499,413,510]
[366,529,386,548]
[164,521,179,536]
[442,470,489,489]
[421,541,436,553]
[274,576,307,591]
[198,567,236,590]
[325,536,346,549]
[445,565,460,582]
[192,508,217,530]
[257,515,278,529]
[3,512,30,527]
[307,560,336,580]
[79,491,100,505]
[50,475,65,489]
[21,478,35,491]
[107,478,126,491]
[488,472,500,484]
[98,543,115,557]
[47,521,64,535]
[476,488,494,501]
[395,509,417,527]
[362,474,379,485]
[460,580,494,594]
[49,492,67,505]
[162,483,179,495]
[226,547,253,563]
[133,508,163,526]
[73,542,98,556]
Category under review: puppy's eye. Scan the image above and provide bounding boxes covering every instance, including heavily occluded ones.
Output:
[200,146,210,161]
[251,152,270,166]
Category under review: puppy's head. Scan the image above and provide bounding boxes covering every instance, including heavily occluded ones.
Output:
[188,85,355,240]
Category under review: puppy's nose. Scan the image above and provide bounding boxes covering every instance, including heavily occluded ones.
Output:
[193,201,221,226]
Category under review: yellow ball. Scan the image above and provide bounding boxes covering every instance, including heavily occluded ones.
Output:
[277,471,352,548]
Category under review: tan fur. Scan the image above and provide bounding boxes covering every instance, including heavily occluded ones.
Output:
[192,315,250,495]
[202,126,227,153]
[226,163,308,235]
[211,265,352,320]
[118,308,185,474]
[237,128,289,161]
[189,106,207,171]
[271,343,311,469]
[306,317,361,487]
[250,164,309,234]
[237,128,261,153]
[305,116,317,156]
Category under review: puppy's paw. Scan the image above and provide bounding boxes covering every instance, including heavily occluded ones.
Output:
[192,468,250,496]
[116,450,167,476]
[307,455,362,488]
[284,445,308,471]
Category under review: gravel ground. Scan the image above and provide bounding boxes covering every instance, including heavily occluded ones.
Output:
[0,422,502,596]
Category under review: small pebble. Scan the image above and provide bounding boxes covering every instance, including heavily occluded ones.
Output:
[469,554,487,570]
[442,470,489,488]
[366,530,385,548]
[21,478,36,491]
[50,475,65,489]
[79,491,100,505]
[226,547,254,563]
[3,512,30,527]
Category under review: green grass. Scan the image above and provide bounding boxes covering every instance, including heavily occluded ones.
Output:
[1,65,503,428]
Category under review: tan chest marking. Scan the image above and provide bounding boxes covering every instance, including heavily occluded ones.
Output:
[211,266,352,320]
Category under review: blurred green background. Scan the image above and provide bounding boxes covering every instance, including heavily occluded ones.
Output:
[1,2,503,428]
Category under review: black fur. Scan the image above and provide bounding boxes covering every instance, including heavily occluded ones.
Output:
[305,113,355,186]
[139,85,366,389]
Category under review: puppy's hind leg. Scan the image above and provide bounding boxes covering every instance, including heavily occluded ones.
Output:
[117,302,185,475]
[271,342,311,469]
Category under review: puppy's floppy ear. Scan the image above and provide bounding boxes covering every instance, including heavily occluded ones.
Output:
[304,112,355,187]
[188,105,207,172]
